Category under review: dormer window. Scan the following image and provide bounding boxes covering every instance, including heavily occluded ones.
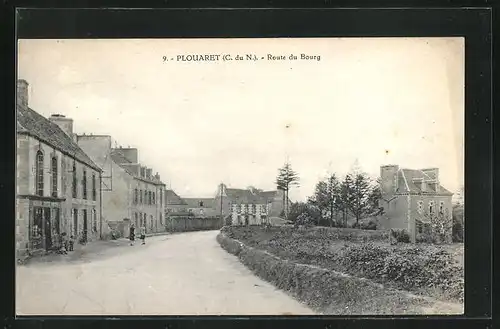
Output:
[199,201,204,207]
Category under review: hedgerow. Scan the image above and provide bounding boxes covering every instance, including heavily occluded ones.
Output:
[222,225,464,304]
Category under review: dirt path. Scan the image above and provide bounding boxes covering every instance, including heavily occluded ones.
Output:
[16,231,315,315]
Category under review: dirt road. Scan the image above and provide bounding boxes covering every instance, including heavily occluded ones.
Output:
[16,230,315,315]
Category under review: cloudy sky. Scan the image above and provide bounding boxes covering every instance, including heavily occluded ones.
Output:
[17,38,464,201]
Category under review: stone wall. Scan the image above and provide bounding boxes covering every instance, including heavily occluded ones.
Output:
[166,216,223,232]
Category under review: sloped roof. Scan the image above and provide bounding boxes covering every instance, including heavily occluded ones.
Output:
[110,150,164,185]
[225,188,278,204]
[165,189,187,205]
[399,168,453,196]
[17,105,101,171]
[183,198,216,208]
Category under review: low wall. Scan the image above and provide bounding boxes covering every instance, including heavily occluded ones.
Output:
[216,232,451,315]
[167,216,223,232]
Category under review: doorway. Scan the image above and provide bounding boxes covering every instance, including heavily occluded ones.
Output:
[73,209,78,237]
[82,209,88,243]
[43,207,52,250]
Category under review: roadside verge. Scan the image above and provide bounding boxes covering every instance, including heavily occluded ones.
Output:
[216,232,463,315]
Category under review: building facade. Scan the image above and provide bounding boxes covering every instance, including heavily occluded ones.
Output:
[77,136,166,235]
[182,198,218,218]
[378,165,454,243]
[16,80,103,258]
[215,184,287,226]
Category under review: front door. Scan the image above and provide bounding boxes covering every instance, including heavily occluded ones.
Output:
[82,209,88,243]
[32,207,44,250]
[43,207,52,250]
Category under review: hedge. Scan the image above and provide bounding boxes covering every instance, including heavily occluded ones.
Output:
[217,232,462,315]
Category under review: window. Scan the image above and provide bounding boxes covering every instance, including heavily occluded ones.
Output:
[160,213,163,225]
[35,150,44,196]
[51,156,58,197]
[149,191,152,205]
[134,212,138,227]
[428,201,435,215]
[92,173,97,201]
[159,189,163,206]
[134,189,138,204]
[439,201,445,214]
[82,169,87,199]
[417,201,423,214]
[199,200,204,207]
[153,192,155,205]
[72,162,77,198]
[261,204,267,214]
[73,208,78,236]
[236,204,241,214]
[139,189,143,204]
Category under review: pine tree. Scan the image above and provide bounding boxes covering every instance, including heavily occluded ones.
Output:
[275,162,300,219]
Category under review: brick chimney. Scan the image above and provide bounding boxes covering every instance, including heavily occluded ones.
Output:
[17,79,29,107]
[49,114,74,138]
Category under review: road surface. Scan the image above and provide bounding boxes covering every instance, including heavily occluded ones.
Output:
[16,230,315,315]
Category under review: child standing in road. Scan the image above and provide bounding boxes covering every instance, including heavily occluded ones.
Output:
[140,225,146,245]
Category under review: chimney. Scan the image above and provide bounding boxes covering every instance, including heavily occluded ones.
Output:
[146,168,152,179]
[17,79,29,107]
[119,148,138,163]
[49,114,74,138]
[380,165,399,196]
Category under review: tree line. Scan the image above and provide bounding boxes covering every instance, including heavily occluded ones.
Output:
[275,161,383,228]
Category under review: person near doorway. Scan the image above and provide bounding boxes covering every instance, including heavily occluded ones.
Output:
[140,225,146,245]
[68,235,75,251]
[129,223,136,246]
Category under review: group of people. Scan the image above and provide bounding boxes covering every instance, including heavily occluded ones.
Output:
[129,223,146,246]
[57,232,75,254]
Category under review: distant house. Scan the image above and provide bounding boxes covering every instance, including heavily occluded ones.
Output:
[165,189,189,215]
[378,165,454,243]
[182,198,218,218]
[214,184,289,226]
[77,135,166,235]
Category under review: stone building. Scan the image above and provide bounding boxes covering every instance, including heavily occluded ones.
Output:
[16,79,103,258]
[214,184,288,225]
[378,164,454,242]
[182,198,218,218]
[77,136,166,236]
[165,189,189,215]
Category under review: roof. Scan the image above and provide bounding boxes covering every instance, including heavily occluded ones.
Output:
[110,150,165,185]
[398,168,453,196]
[17,105,101,171]
[165,190,187,205]
[183,198,216,208]
[225,188,278,204]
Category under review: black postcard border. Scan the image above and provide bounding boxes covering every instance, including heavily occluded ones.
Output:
[1,5,495,329]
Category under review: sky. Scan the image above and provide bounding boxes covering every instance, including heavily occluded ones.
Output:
[17,38,464,201]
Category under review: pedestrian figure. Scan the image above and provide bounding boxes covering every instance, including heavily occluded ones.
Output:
[59,232,68,254]
[140,225,146,245]
[129,223,136,246]
[68,235,75,251]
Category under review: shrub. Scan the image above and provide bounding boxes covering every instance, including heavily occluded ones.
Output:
[390,229,410,244]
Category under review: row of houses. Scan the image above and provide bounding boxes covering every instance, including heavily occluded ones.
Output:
[16,79,169,258]
[166,185,289,226]
[15,79,290,258]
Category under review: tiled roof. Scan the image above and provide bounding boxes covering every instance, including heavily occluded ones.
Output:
[182,198,216,208]
[17,105,101,171]
[398,168,453,196]
[166,190,187,205]
[225,188,278,204]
